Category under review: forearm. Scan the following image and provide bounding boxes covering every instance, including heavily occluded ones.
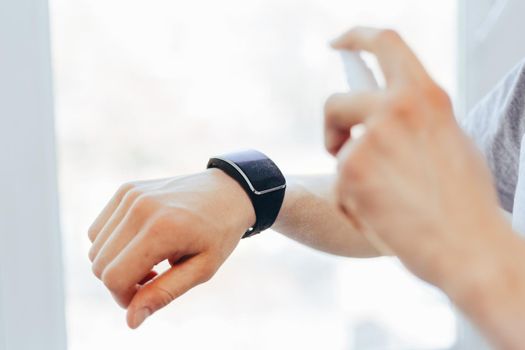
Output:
[272,174,380,258]
[439,222,525,349]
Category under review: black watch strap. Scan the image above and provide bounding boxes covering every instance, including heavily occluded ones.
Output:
[207,150,286,238]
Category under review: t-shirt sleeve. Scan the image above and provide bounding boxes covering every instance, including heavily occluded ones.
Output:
[460,60,525,212]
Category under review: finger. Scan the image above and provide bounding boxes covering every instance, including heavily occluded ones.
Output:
[108,270,158,308]
[88,188,145,262]
[331,27,430,85]
[126,256,215,329]
[91,197,158,276]
[98,217,190,308]
[88,178,172,244]
[88,183,134,243]
[324,91,382,155]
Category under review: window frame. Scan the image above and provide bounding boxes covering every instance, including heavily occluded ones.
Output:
[0,0,67,349]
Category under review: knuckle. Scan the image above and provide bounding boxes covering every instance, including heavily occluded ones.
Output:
[87,225,98,242]
[383,89,424,128]
[324,93,345,121]
[385,89,417,115]
[91,260,104,279]
[424,83,452,109]
[116,182,135,200]
[101,266,123,292]
[145,217,168,241]
[384,84,453,130]
[122,188,144,206]
[131,193,158,214]
[88,246,98,262]
[197,263,217,284]
[375,29,401,46]
[340,149,369,184]
[324,93,342,109]
[366,122,388,145]
[145,211,179,241]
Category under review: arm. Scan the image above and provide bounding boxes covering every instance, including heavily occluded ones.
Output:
[325,26,525,349]
[442,226,525,350]
[88,169,377,329]
[275,174,379,258]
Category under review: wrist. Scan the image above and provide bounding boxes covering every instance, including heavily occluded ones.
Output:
[272,176,300,228]
[442,221,525,348]
[438,217,525,316]
[206,168,256,233]
[207,150,286,237]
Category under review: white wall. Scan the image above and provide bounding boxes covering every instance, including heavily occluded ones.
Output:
[460,0,525,113]
[0,0,67,349]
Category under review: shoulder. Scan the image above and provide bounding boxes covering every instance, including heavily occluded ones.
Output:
[468,59,525,124]
[463,58,525,147]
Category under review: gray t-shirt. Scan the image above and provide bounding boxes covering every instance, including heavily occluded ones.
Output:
[461,59,525,233]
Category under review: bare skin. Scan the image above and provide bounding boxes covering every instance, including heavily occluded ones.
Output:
[88,170,373,329]
[88,26,525,349]
[326,27,525,350]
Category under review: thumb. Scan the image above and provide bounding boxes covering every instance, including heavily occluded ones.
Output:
[126,255,216,329]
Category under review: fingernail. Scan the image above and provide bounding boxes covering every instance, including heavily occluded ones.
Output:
[132,307,151,328]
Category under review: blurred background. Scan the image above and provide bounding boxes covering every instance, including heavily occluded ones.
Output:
[51,0,457,349]
[3,0,525,349]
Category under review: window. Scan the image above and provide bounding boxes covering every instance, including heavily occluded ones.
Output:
[51,1,458,348]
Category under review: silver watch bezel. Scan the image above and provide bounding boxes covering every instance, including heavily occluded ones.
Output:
[214,157,287,196]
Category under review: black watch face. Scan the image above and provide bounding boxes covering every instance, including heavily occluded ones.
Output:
[221,150,286,193]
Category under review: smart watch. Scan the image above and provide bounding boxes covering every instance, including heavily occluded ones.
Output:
[207,150,286,238]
